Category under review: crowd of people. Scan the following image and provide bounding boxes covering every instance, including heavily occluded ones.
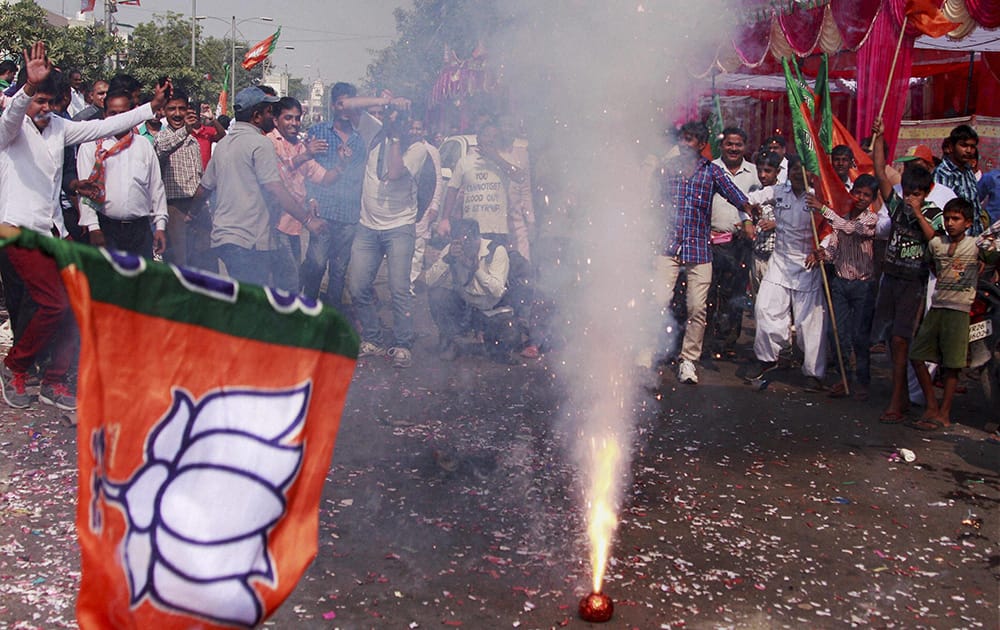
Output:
[654,118,999,431]
[0,40,997,434]
[0,41,543,416]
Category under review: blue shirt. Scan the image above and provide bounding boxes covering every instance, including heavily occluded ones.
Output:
[661,157,749,264]
[977,169,1000,224]
[305,116,379,224]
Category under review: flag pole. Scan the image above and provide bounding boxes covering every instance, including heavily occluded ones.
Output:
[802,165,851,397]
[876,19,909,127]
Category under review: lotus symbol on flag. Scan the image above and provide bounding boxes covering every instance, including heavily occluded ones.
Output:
[94,384,310,627]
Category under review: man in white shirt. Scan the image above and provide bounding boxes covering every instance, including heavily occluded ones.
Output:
[747,156,828,391]
[348,105,429,369]
[764,135,790,184]
[76,89,168,258]
[425,218,509,361]
[67,69,87,118]
[708,126,759,356]
[0,42,169,411]
[437,119,522,241]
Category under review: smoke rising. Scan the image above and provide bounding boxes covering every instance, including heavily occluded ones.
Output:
[490,0,739,591]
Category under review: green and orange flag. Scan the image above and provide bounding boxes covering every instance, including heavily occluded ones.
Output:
[783,56,855,239]
[1,230,358,629]
[242,27,281,70]
[216,64,230,117]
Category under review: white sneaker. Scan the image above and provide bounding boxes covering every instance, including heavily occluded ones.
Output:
[358,341,386,357]
[678,359,698,384]
[387,346,412,368]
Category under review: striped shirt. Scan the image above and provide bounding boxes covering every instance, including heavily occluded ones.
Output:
[821,207,878,281]
[661,157,749,264]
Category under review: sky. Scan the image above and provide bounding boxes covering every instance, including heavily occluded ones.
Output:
[35,0,402,85]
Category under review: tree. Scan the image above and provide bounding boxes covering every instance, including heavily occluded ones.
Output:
[0,0,120,82]
[47,23,124,79]
[0,0,54,62]
[123,12,230,105]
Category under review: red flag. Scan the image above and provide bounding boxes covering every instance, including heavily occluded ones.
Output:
[0,230,358,629]
[80,0,96,12]
[831,115,874,180]
[905,0,960,38]
[242,27,281,71]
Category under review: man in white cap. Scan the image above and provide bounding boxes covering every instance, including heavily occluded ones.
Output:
[195,86,329,285]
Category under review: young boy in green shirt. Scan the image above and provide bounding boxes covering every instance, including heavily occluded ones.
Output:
[908,197,983,430]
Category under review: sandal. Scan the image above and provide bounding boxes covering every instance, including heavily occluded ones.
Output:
[827,382,850,399]
[879,410,907,424]
[907,418,948,432]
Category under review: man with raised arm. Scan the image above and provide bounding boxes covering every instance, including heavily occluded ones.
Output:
[0,42,170,411]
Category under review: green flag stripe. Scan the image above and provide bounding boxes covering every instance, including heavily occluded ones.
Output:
[783,57,820,175]
[5,230,359,358]
[814,54,833,154]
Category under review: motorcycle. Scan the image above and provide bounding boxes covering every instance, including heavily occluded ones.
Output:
[968,279,1000,430]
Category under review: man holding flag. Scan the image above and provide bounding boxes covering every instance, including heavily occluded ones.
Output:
[753,55,858,394]
[747,157,828,391]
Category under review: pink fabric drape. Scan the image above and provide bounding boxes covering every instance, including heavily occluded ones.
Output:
[733,18,772,67]
[777,5,826,55]
[856,0,915,159]
[965,0,1000,28]
[830,0,884,49]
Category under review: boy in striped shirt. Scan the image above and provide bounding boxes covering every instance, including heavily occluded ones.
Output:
[808,174,880,400]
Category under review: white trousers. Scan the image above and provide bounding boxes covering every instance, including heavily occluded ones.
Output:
[754,278,827,378]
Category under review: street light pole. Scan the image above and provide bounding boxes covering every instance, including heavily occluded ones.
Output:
[190,0,196,68]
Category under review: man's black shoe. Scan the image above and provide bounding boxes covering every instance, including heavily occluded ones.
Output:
[746,360,778,382]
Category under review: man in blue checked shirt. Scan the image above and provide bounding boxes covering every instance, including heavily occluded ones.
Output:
[653,121,751,385]
[301,82,401,316]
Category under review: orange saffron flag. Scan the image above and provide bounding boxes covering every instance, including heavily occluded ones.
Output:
[905,0,960,38]
[2,231,358,629]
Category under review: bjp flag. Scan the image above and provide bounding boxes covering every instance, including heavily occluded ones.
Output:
[0,229,358,629]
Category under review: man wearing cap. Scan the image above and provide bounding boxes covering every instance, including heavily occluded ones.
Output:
[895,145,954,206]
[194,87,329,285]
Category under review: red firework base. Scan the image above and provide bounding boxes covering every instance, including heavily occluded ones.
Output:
[578,592,614,622]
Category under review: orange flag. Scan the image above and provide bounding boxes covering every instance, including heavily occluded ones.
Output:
[832,115,874,180]
[0,231,358,629]
[905,0,960,38]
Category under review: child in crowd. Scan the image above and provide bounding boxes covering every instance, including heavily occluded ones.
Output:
[871,119,943,424]
[908,198,982,430]
[807,174,880,400]
[747,150,782,296]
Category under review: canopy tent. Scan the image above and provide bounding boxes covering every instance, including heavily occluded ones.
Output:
[696,0,1000,157]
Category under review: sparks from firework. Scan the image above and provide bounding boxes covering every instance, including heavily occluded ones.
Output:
[583,370,626,593]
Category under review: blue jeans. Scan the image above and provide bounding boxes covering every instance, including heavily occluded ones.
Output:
[216,244,271,287]
[348,223,416,348]
[271,232,301,293]
[301,221,356,313]
[830,276,877,385]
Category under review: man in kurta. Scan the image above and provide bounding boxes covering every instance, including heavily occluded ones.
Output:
[747,156,827,391]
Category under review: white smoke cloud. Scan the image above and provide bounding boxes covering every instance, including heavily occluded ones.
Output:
[491,0,739,592]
